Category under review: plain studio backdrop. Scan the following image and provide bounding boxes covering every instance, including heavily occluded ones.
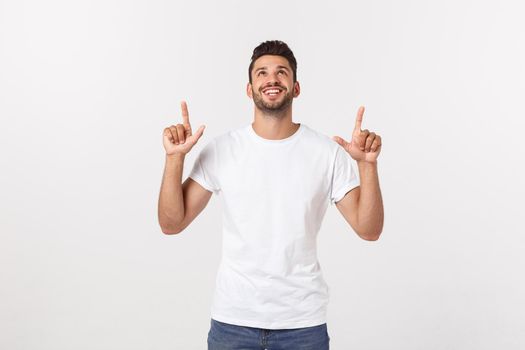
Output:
[1,0,524,349]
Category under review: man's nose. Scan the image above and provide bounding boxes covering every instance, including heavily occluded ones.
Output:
[266,73,281,84]
[268,70,283,80]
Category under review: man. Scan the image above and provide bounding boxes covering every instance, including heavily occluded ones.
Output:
[158,40,383,350]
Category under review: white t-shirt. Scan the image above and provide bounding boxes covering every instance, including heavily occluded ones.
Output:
[188,122,360,329]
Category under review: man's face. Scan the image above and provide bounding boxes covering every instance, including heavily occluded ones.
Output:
[247,55,300,115]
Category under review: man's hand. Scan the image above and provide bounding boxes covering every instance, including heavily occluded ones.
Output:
[163,101,206,156]
[332,106,382,163]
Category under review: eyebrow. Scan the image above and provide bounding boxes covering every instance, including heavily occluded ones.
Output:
[254,65,290,73]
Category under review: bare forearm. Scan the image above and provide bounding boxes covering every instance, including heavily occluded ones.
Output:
[158,154,186,233]
[356,161,384,239]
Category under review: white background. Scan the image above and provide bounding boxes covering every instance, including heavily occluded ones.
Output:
[1,0,524,349]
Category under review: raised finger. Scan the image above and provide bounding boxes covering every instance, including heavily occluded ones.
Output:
[353,106,365,134]
[181,101,192,132]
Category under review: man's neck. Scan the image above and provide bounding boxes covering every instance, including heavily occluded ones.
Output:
[251,107,300,140]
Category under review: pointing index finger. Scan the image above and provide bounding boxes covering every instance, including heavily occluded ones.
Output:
[181,100,192,129]
[354,106,365,133]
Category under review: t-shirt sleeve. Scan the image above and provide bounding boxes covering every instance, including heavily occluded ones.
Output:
[330,146,360,205]
[188,139,221,195]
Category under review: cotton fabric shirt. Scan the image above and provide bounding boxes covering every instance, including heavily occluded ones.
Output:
[188,122,360,329]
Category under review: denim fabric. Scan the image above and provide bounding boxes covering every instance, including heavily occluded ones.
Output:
[207,318,330,350]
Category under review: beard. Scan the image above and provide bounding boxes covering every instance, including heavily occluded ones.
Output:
[252,85,293,116]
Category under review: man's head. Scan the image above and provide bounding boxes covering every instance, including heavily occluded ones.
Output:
[248,40,297,84]
[247,40,300,115]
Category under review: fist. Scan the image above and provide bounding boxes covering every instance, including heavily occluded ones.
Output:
[163,101,205,156]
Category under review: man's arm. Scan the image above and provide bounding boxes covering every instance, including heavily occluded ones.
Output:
[158,154,185,234]
[332,106,384,241]
[335,161,384,241]
[158,154,212,234]
[157,100,209,235]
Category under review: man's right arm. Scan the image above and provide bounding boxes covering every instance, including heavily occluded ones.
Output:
[158,154,213,234]
[157,100,210,235]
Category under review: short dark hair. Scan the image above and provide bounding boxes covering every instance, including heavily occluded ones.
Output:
[248,40,297,84]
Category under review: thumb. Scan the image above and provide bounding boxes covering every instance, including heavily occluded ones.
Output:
[192,125,206,143]
[332,136,347,147]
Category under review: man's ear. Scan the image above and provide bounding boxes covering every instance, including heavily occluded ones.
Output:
[293,81,301,98]
[246,82,253,98]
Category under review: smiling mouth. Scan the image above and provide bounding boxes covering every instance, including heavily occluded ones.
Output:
[262,87,284,96]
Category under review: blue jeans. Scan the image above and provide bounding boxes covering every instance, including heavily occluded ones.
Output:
[207,318,330,350]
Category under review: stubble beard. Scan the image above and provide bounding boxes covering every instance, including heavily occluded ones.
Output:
[252,87,293,118]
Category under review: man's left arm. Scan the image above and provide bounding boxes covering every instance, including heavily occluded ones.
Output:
[332,106,384,241]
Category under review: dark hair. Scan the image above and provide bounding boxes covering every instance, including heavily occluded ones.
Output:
[248,40,297,84]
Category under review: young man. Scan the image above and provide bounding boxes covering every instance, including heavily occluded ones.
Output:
[158,40,384,349]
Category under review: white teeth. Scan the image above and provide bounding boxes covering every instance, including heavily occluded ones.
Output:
[264,89,281,95]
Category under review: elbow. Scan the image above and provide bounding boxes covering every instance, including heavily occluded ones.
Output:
[359,229,382,241]
[362,234,380,241]
[159,222,182,235]
[161,228,180,235]
[158,214,185,235]
[356,219,384,241]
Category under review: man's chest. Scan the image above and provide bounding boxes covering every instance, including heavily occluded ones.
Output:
[218,147,332,206]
